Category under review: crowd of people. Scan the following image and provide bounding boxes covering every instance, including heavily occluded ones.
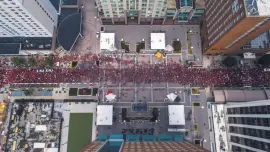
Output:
[0,53,270,88]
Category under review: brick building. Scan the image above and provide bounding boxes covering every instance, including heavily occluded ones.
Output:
[201,0,270,54]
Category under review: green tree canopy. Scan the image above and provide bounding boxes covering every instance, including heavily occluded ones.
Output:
[258,55,270,67]
[11,57,26,66]
[28,57,36,67]
[43,55,53,67]
[172,40,181,53]
[222,57,237,67]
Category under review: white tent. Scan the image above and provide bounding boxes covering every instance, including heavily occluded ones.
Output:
[97,105,113,125]
[35,125,47,132]
[165,45,173,52]
[105,93,116,102]
[167,93,177,102]
[100,33,115,50]
[34,143,46,148]
[168,105,185,125]
[151,33,165,49]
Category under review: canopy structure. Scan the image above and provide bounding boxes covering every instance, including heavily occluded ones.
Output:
[167,93,177,102]
[97,105,113,125]
[213,90,268,102]
[35,125,47,132]
[243,52,255,59]
[165,44,173,52]
[33,143,46,148]
[57,13,82,51]
[0,43,20,55]
[151,33,165,50]
[168,105,185,125]
[105,93,116,102]
[100,33,115,50]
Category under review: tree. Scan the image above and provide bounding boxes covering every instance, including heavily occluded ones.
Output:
[172,40,181,53]
[24,89,33,96]
[136,41,145,53]
[222,57,237,67]
[28,57,36,67]
[121,41,130,53]
[11,57,25,66]
[258,55,270,67]
[43,55,53,67]
[11,57,20,66]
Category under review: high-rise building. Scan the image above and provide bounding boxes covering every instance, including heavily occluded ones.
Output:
[210,100,270,152]
[96,0,204,25]
[201,0,270,54]
[0,0,58,37]
[226,100,270,152]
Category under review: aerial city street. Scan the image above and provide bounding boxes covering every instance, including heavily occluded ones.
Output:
[0,0,269,152]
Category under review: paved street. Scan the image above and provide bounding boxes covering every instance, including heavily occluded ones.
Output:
[72,0,101,54]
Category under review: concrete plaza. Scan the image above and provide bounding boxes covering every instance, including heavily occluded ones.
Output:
[102,25,202,62]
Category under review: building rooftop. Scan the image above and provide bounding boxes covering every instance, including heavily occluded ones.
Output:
[5,100,62,152]
[58,8,78,23]
[211,104,228,152]
[57,12,82,51]
[245,0,270,16]
[100,33,115,50]
[195,0,205,8]
[213,90,269,102]
[49,0,60,13]
[0,43,20,55]
[82,141,208,152]
[167,0,176,9]
[0,37,52,51]
[61,0,79,5]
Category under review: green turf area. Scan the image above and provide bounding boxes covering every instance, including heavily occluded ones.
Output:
[67,113,93,152]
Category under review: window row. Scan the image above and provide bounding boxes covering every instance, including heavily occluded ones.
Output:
[228,117,270,127]
[230,136,270,151]
[227,105,270,115]
[229,126,270,139]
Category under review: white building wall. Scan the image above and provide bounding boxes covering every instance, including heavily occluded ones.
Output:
[0,0,57,37]
[99,0,167,18]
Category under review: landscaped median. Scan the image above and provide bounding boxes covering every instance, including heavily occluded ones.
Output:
[67,113,93,152]
[69,88,99,96]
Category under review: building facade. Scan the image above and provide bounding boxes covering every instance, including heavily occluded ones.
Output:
[226,100,270,152]
[201,0,270,54]
[96,0,204,25]
[210,100,270,152]
[0,0,58,37]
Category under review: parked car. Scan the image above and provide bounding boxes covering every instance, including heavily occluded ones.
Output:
[96,32,100,39]
[100,26,105,32]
